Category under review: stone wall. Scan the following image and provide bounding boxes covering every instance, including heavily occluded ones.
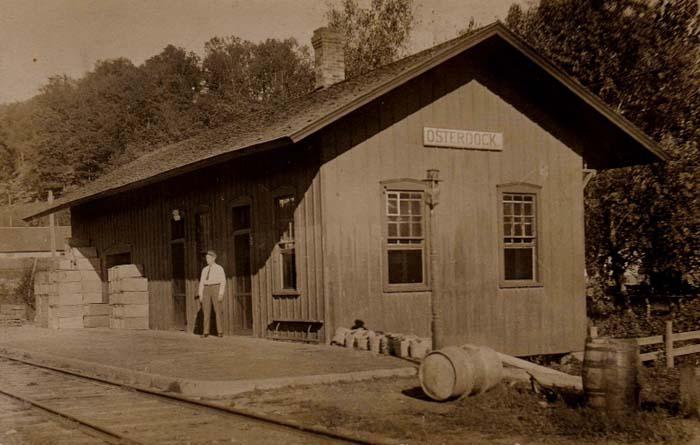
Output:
[108,264,148,330]
[33,240,150,330]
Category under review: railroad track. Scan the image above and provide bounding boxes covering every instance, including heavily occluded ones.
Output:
[0,355,394,445]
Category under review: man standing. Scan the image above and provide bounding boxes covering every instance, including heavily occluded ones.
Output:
[197,250,226,338]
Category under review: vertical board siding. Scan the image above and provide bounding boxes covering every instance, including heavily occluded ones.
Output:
[72,149,325,341]
[71,49,588,355]
[319,55,587,355]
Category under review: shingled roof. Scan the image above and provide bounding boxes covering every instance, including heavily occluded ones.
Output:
[25,22,667,220]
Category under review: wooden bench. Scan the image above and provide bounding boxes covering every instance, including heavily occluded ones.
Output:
[270,319,324,342]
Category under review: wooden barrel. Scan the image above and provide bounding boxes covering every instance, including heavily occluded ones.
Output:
[461,344,503,394]
[355,335,369,350]
[582,337,640,412]
[419,344,503,401]
[331,327,349,345]
[409,339,430,359]
[344,332,356,348]
[369,335,381,354]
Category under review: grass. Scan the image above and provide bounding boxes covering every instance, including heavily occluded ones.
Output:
[230,377,694,445]
[443,384,689,444]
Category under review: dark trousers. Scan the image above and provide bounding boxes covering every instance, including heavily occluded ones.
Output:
[202,284,223,335]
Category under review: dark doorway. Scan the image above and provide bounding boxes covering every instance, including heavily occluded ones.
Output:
[231,204,253,334]
[170,216,187,330]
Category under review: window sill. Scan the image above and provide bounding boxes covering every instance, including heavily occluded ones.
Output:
[272,290,301,297]
[499,281,543,289]
[383,284,431,293]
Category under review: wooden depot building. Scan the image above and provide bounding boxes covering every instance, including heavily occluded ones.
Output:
[27,23,667,356]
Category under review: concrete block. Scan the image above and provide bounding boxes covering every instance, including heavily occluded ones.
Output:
[34,271,51,284]
[34,283,56,295]
[57,281,81,297]
[35,295,49,328]
[82,292,104,304]
[71,246,97,259]
[0,305,26,319]
[52,305,84,318]
[109,291,148,305]
[49,315,83,329]
[57,259,75,271]
[111,304,148,318]
[55,270,82,282]
[681,367,700,418]
[109,316,148,330]
[81,280,103,294]
[76,258,100,271]
[83,315,110,328]
[49,293,83,307]
[108,264,144,282]
[84,303,111,316]
[80,270,102,282]
[120,277,148,292]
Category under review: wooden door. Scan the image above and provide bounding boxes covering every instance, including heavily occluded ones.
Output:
[231,204,253,334]
[170,216,187,330]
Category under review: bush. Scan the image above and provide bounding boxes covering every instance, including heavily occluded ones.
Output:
[7,267,36,321]
[449,384,689,444]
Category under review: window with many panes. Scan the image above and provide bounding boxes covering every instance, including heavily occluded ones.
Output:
[499,184,541,287]
[383,181,428,291]
[274,194,297,293]
[195,210,211,271]
[170,216,186,298]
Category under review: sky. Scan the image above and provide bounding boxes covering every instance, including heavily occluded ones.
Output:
[0,0,528,104]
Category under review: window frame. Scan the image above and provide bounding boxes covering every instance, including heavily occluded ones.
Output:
[272,187,300,297]
[169,210,187,299]
[381,179,430,293]
[230,196,254,297]
[497,183,543,288]
[194,205,212,272]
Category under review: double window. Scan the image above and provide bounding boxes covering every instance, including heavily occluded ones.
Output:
[383,181,428,292]
[273,193,298,294]
[195,209,212,271]
[170,216,186,298]
[498,184,541,287]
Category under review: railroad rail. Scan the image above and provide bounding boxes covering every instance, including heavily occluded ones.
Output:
[0,354,395,445]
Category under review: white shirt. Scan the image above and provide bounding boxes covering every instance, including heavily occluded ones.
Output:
[198,263,226,298]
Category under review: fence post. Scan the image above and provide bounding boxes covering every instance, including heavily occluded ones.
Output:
[665,320,674,368]
[48,190,56,258]
[588,325,598,339]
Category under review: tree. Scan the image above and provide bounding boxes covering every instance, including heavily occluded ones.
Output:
[506,0,700,296]
[32,75,81,193]
[0,98,44,204]
[247,38,314,104]
[202,36,313,110]
[327,0,415,77]
[139,45,205,144]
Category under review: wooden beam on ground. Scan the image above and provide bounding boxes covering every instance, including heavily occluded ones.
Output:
[497,352,583,392]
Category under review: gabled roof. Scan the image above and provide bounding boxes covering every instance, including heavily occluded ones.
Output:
[25,21,667,220]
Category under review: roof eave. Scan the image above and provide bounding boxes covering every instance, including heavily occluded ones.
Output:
[23,136,293,221]
[291,22,668,164]
[25,22,668,221]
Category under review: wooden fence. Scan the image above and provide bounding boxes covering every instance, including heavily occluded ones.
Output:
[633,321,700,368]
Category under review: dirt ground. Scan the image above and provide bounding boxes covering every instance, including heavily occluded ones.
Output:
[223,376,699,445]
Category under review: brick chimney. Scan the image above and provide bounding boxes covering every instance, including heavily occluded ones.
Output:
[311,27,345,89]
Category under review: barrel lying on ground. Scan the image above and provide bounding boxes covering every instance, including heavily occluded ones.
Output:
[582,337,640,413]
[419,344,503,401]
